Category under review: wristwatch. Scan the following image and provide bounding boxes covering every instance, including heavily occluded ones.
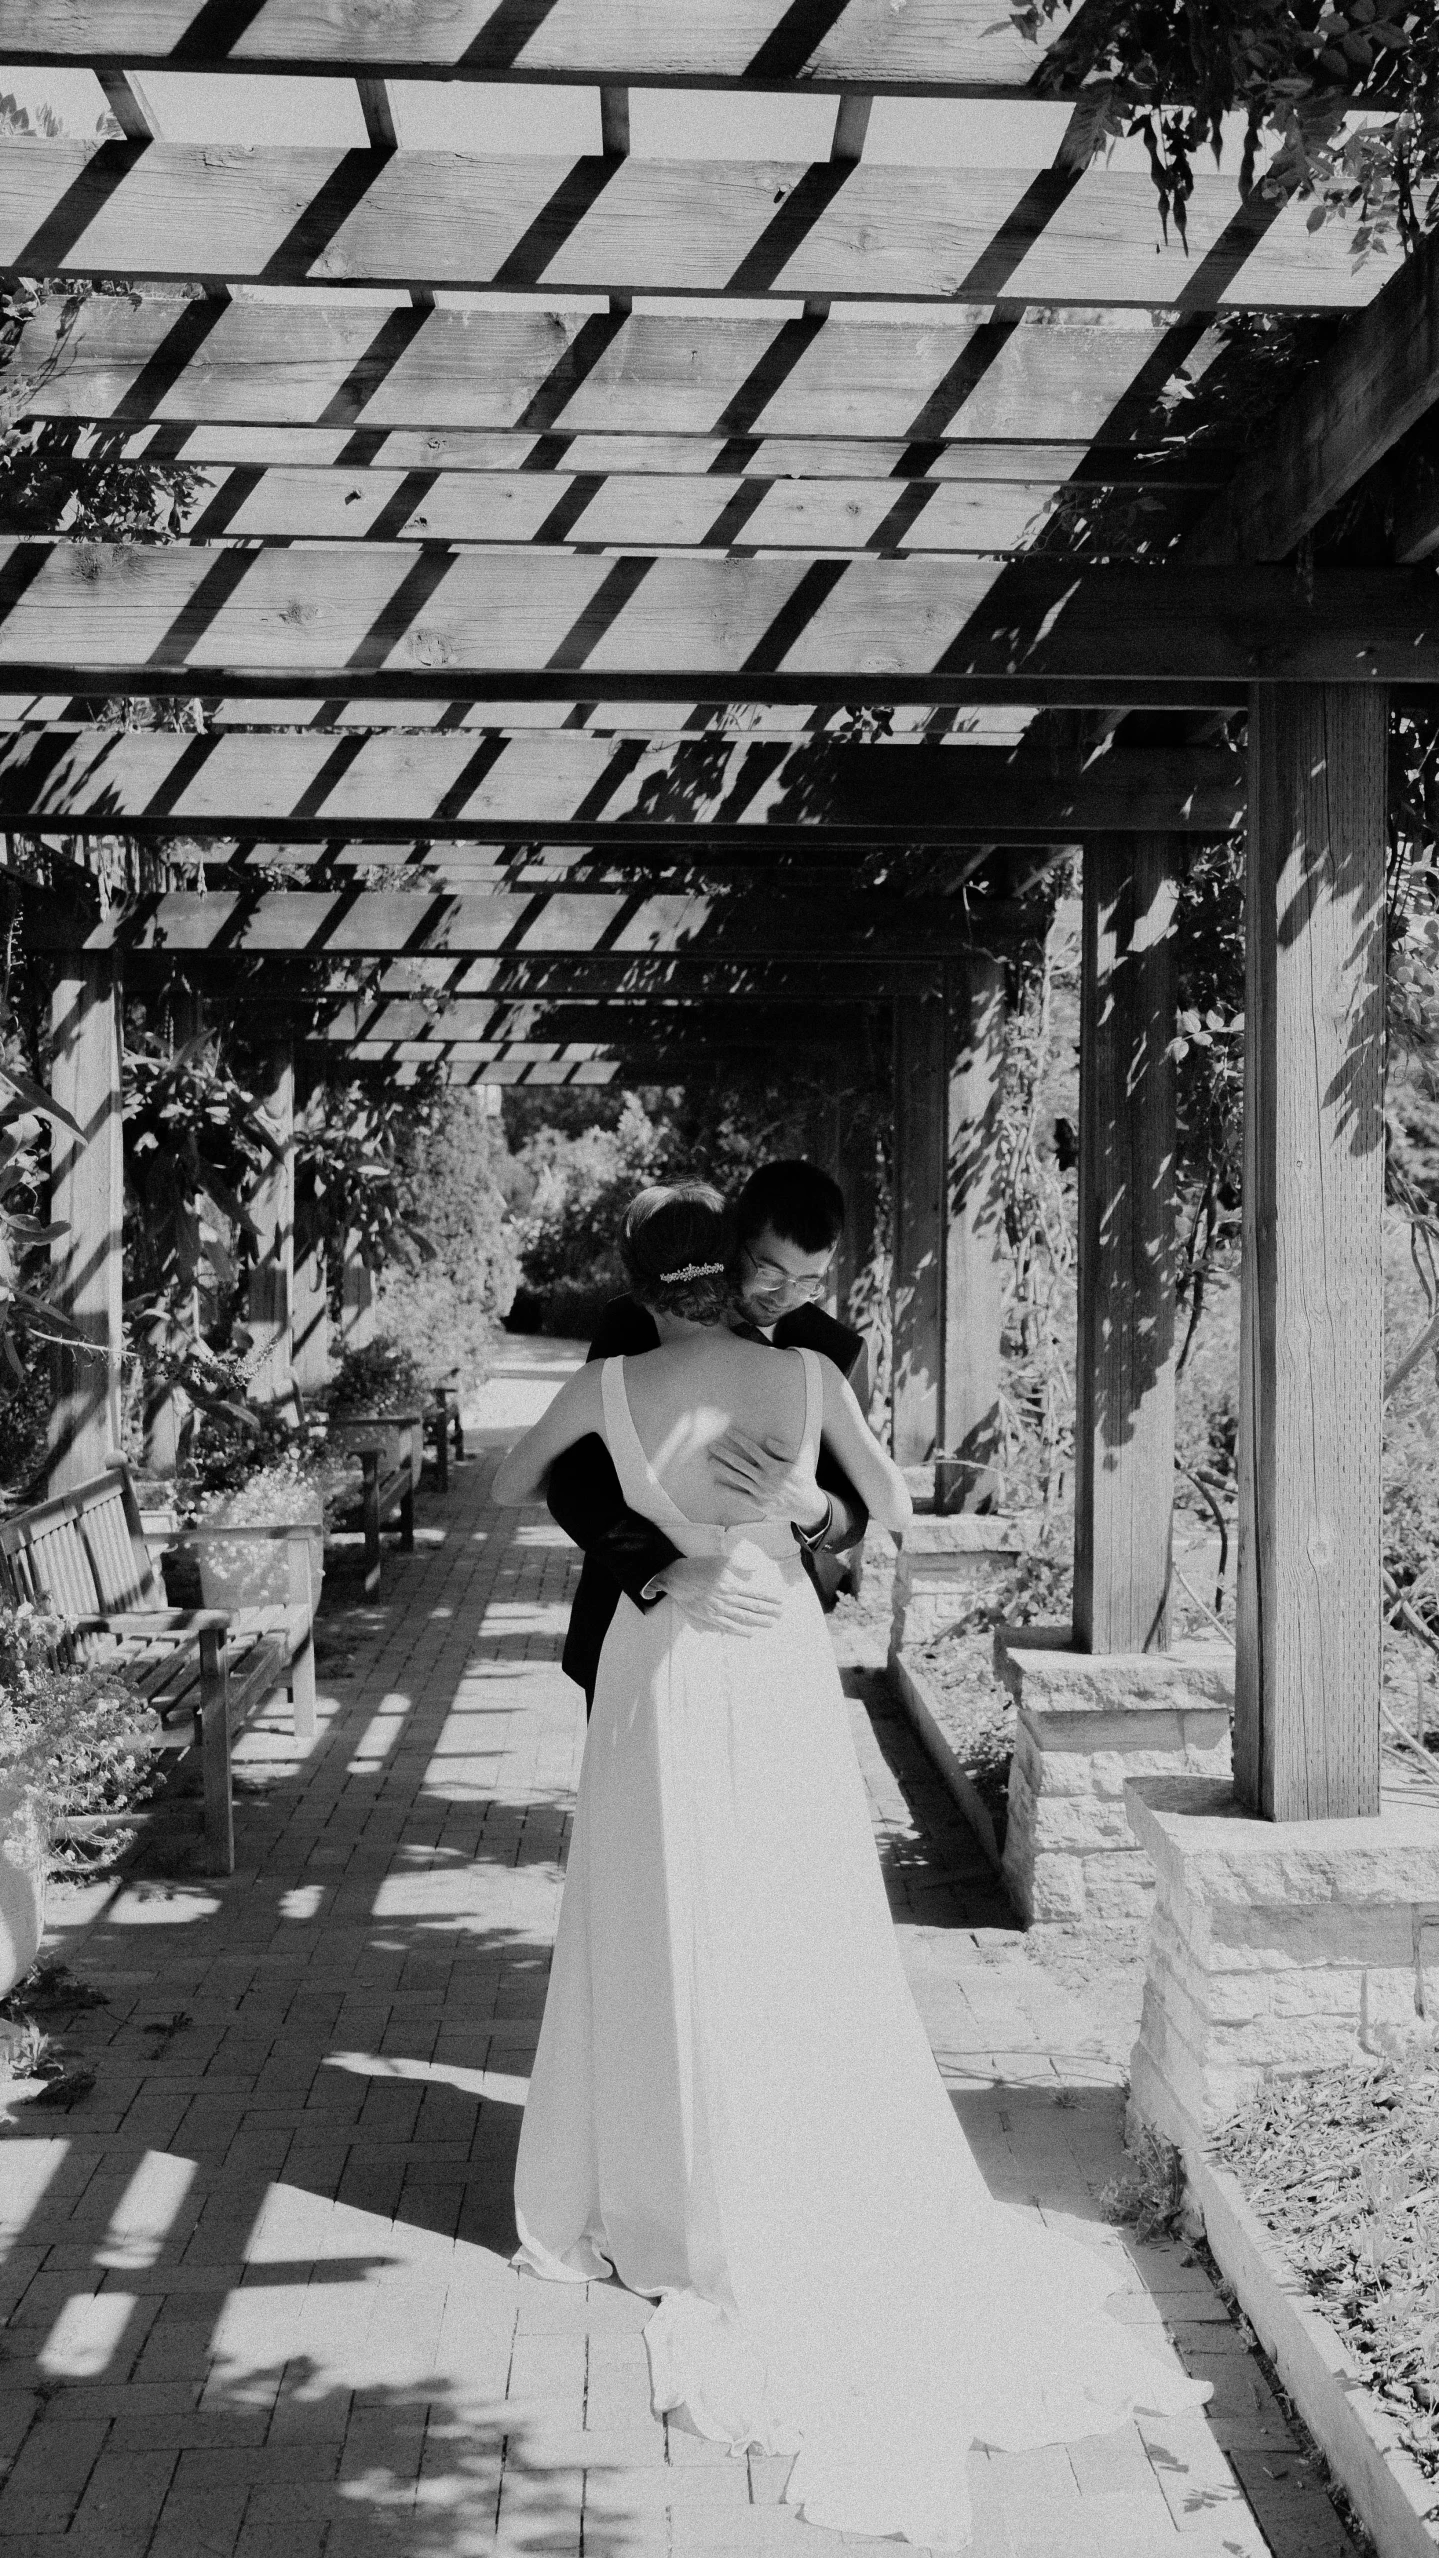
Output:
[792,1494,834,1555]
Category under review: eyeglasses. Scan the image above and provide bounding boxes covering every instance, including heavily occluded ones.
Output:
[741,1247,833,1301]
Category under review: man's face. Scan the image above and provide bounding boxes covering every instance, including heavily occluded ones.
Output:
[737,1222,836,1326]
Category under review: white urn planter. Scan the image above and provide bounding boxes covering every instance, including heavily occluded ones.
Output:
[0,1774,45,2002]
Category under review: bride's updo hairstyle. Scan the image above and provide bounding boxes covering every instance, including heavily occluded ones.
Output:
[620,1184,734,1325]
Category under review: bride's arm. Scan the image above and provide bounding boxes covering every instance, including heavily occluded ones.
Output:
[818,1362,913,1536]
[492,1363,607,1507]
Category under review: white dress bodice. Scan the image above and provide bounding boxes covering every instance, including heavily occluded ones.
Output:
[600,1346,821,1564]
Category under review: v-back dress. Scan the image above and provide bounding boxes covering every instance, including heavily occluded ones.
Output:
[514,1349,1208,2547]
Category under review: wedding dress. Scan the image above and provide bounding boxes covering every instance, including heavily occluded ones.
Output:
[514,1349,1209,2547]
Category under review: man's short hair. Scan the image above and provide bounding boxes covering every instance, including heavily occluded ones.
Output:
[735,1159,845,1255]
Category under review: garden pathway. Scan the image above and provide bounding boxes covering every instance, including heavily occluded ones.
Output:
[0,1338,1361,2558]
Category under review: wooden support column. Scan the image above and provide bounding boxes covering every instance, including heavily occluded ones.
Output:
[938,955,1007,1513]
[891,974,945,1466]
[1235,688,1386,1820]
[48,951,123,1492]
[340,1238,375,1353]
[245,1044,294,1406]
[143,982,204,1476]
[1072,837,1179,1652]
[291,1241,329,1395]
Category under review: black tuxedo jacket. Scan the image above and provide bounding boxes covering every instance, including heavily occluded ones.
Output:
[547,1296,871,1705]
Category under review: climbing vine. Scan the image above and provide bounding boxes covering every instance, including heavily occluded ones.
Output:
[1012,3,1435,254]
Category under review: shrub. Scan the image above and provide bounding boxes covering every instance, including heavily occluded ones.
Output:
[0,1602,161,1868]
[327,1335,429,1420]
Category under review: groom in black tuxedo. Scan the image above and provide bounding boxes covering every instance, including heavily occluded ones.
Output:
[547,1159,871,1709]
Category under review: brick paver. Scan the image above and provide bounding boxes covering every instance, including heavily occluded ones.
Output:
[0,1341,1363,2558]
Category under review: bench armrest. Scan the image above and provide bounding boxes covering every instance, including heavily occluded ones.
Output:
[74,1607,232,1637]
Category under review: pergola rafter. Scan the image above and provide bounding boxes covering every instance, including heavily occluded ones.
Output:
[0,545,1428,702]
[0,730,1245,841]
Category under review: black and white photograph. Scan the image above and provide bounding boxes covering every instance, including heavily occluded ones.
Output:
[0,6,1437,2554]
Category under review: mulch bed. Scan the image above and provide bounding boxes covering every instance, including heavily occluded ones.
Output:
[906,1632,1015,1853]
[1213,2053,1439,2485]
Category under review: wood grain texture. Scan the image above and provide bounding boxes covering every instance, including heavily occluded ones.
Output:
[0,726,1246,839]
[48,952,124,1493]
[110,426,1229,485]
[1186,228,1439,565]
[0,0,1045,90]
[0,148,1389,309]
[1234,686,1386,1820]
[245,1044,295,1407]
[46,887,1004,960]
[939,952,1006,1511]
[0,545,1428,698]
[14,297,1193,444]
[1072,833,1178,1654]
[166,464,1067,553]
[891,972,946,1466]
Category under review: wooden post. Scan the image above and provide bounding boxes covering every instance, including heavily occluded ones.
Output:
[937,955,1007,1514]
[1235,687,1386,1820]
[143,982,204,1477]
[48,951,124,1493]
[890,974,945,1467]
[291,1240,329,1395]
[245,1043,294,1407]
[807,1084,844,1315]
[340,1238,375,1353]
[1072,837,1180,1652]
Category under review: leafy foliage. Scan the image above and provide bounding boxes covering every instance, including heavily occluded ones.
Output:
[0,1601,162,1868]
[1013,2,1436,255]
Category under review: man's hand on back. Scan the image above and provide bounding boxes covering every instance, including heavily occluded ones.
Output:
[648,1551,783,1635]
[708,1426,826,1533]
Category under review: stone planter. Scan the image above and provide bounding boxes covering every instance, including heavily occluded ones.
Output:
[1181,2146,1439,2558]
[888,1514,1029,1657]
[0,1775,45,2003]
[1125,1774,1439,2145]
[888,1649,1006,1878]
[996,1627,1234,1926]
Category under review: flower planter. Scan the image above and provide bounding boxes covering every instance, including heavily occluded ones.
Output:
[186,1490,325,1616]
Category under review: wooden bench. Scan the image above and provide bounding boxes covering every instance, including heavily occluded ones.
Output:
[327,1411,419,1596]
[0,1466,317,1875]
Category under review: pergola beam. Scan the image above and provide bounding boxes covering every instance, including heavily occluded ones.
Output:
[0,545,1431,698]
[0,729,1244,841]
[34,887,1017,962]
[160,465,1073,556]
[0,145,1384,311]
[1,299,1328,449]
[0,1,1063,94]
[1186,228,1439,566]
[79,426,1236,489]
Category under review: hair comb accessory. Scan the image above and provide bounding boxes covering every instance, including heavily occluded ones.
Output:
[659,1259,725,1283]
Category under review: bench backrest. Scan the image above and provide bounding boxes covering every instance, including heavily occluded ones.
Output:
[0,1466,162,1621]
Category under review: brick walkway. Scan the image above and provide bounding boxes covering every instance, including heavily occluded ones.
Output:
[0,1341,1359,2558]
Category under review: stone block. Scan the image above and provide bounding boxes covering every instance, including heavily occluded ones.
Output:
[888,1516,1027,1654]
[1126,1778,1439,2145]
[995,1631,1235,1931]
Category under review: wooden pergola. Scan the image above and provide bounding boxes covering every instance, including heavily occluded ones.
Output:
[11,1,1435,1830]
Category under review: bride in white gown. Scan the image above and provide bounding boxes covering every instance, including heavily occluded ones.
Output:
[493,1185,1209,2548]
